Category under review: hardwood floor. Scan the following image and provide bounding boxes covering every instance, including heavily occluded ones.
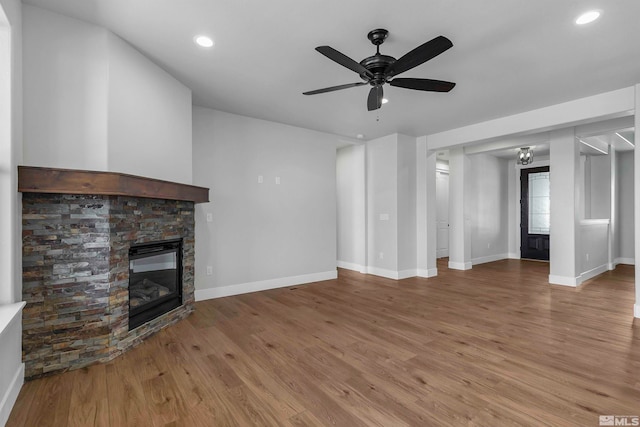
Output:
[8,259,640,426]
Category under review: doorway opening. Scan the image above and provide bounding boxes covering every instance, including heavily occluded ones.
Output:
[520,166,550,260]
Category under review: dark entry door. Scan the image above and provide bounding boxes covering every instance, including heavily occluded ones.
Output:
[521,166,550,260]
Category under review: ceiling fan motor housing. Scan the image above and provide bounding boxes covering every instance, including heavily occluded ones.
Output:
[360,55,395,85]
[361,29,395,85]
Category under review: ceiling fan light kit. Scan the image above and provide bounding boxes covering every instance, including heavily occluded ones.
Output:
[303,28,456,111]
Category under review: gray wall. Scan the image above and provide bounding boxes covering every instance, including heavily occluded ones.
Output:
[23,5,193,184]
[467,153,509,262]
[192,107,337,295]
[366,135,399,272]
[397,134,417,272]
[617,151,635,262]
[336,145,366,269]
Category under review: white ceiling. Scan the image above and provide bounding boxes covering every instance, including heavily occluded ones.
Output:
[23,0,640,141]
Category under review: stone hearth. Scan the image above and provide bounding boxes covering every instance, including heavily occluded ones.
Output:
[19,167,208,379]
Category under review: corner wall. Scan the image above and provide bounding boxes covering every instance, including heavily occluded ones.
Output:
[336,145,366,272]
[22,5,192,184]
[192,107,337,300]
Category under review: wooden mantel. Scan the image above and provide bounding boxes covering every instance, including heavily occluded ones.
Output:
[18,166,209,203]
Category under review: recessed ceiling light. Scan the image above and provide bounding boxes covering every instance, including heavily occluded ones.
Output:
[381,98,389,104]
[575,10,600,25]
[194,35,214,48]
[356,134,364,139]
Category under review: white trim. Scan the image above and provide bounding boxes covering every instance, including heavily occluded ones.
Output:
[0,362,24,427]
[448,261,472,270]
[549,274,580,287]
[635,304,640,319]
[579,218,610,226]
[508,252,520,259]
[427,87,635,149]
[417,268,438,278]
[580,264,608,283]
[195,270,337,301]
[0,302,25,339]
[614,257,635,266]
[336,260,367,274]
[397,269,417,280]
[366,266,401,280]
[471,253,509,266]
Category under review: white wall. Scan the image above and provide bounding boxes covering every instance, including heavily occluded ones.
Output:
[192,107,337,299]
[366,134,399,274]
[580,221,609,279]
[23,5,192,183]
[23,4,109,171]
[336,144,366,271]
[106,33,192,184]
[0,0,24,423]
[617,151,634,263]
[549,128,581,286]
[587,154,611,219]
[467,153,509,263]
[397,134,417,273]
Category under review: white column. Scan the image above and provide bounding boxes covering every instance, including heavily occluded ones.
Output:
[549,127,581,286]
[448,147,471,270]
[416,137,437,277]
[634,84,640,318]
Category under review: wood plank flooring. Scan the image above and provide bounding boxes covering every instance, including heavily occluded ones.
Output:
[8,259,640,426]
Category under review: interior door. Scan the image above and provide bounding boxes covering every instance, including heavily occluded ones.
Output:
[521,166,550,260]
[436,170,449,258]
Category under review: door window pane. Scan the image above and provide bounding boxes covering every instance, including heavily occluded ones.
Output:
[528,171,550,235]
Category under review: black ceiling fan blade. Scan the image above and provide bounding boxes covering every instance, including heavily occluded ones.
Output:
[389,78,456,92]
[303,82,368,95]
[385,36,453,78]
[367,85,383,111]
[316,46,373,79]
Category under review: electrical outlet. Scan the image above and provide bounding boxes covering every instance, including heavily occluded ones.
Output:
[206,213,213,222]
[206,266,213,276]
[379,252,384,260]
[585,253,589,261]
[487,243,491,249]
[275,176,281,184]
[258,175,264,184]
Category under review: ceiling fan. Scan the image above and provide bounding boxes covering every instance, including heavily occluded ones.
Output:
[303,29,456,111]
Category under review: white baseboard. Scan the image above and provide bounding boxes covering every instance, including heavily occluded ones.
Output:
[448,261,472,270]
[336,260,367,274]
[508,252,520,259]
[472,253,509,266]
[548,274,580,287]
[615,257,635,266]
[635,304,640,319]
[397,269,417,280]
[580,264,609,283]
[195,270,337,301]
[366,266,401,280]
[0,362,24,427]
[417,268,438,278]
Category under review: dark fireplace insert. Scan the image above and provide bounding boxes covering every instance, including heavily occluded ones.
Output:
[128,239,183,330]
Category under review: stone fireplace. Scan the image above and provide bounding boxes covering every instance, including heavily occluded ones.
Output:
[19,166,208,379]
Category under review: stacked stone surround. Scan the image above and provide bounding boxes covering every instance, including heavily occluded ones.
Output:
[22,193,195,379]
